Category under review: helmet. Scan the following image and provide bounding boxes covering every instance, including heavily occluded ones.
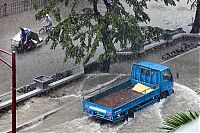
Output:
[46,14,49,17]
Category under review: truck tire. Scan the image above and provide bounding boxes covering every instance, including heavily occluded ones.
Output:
[161,91,169,99]
[125,115,128,122]
[123,115,128,122]
[128,109,135,118]
[100,120,106,125]
[157,98,160,102]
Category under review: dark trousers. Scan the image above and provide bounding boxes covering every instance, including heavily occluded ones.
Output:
[27,31,40,43]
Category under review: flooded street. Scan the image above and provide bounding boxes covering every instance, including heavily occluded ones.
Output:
[1,73,199,132]
[0,10,76,95]
[0,0,200,132]
[0,47,199,132]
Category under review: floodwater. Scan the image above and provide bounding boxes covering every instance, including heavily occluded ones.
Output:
[1,74,199,132]
[0,0,200,132]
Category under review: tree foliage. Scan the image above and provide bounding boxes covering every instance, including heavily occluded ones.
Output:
[161,111,199,132]
[35,0,177,65]
[187,0,198,9]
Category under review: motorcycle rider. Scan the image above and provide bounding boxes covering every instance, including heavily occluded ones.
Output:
[20,27,41,49]
[41,14,53,32]
[20,27,30,46]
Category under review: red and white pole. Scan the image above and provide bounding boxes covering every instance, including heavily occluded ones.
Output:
[11,51,16,133]
[0,49,16,132]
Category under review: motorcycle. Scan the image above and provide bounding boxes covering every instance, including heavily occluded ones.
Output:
[11,31,43,53]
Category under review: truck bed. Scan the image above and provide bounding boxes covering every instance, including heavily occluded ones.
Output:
[94,89,142,108]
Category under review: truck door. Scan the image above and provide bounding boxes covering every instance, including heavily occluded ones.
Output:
[162,69,173,93]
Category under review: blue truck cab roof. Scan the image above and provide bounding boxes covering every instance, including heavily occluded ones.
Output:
[135,61,168,71]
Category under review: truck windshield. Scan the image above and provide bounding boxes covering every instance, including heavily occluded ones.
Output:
[163,70,172,82]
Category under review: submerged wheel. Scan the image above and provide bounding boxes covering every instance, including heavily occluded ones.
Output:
[161,91,169,99]
[128,109,135,118]
[122,115,128,122]
[157,97,160,102]
[100,119,107,125]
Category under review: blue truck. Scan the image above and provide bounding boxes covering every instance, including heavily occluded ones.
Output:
[82,61,174,123]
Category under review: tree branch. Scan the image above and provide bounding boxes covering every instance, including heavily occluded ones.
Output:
[190,1,200,33]
[103,0,111,11]
[92,0,100,16]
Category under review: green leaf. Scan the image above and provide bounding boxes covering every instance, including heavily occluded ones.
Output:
[161,111,200,132]
[52,7,61,22]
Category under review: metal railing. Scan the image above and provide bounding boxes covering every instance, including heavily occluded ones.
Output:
[0,49,16,133]
[0,0,48,19]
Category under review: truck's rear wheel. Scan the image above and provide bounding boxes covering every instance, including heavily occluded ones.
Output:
[123,115,128,122]
[128,109,135,118]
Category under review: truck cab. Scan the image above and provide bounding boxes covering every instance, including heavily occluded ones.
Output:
[130,61,174,98]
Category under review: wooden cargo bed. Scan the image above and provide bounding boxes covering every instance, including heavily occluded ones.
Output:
[94,89,143,108]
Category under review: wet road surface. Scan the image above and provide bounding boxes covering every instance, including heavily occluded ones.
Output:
[0,0,199,132]
[1,74,199,132]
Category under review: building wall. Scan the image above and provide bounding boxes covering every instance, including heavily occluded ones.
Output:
[0,0,23,5]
